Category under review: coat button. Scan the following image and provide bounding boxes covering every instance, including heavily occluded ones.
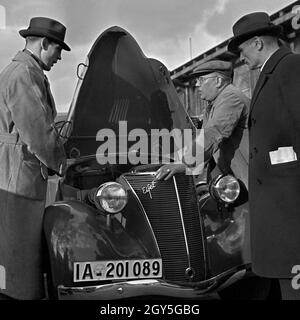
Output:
[252,118,256,125]
[254,147,258,153]
[257,179,262,185]
[250,152,253,159]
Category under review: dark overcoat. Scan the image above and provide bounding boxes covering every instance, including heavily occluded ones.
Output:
[0,51,66,299]
[248,46,300,278]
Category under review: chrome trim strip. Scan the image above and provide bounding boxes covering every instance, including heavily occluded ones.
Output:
[126,172,157,176]
[173,176,191,268]
[198,192,211,203]
[194,176,209,279]
[57,267,248,300]
[120,175,161,256]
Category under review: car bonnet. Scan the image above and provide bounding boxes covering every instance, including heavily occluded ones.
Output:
[63,26,194,160]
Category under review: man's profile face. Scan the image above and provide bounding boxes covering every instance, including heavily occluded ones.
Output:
[238,37,260,70]
[196,73,218,102]
[41,39,62,71]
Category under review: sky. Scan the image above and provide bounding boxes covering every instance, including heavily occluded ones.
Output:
[0,0,295,113]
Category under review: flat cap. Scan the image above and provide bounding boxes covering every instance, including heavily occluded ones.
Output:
[190,60,233,78]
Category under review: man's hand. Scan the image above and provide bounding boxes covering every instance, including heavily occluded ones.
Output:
[155,163,187,181]
[58,160,67,177]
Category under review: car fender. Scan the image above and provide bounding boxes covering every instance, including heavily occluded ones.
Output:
[43,200,159,288]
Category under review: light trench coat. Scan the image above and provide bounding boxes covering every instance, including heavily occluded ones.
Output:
[182,84,249,185]
[0,51,66,299]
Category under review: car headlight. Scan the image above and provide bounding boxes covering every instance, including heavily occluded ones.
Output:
[210,175,240,203]
[93,182,128,214]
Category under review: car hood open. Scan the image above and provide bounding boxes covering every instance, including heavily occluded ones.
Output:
[63,26,194,159]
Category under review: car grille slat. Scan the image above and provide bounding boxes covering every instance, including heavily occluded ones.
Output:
[123,173,206,283]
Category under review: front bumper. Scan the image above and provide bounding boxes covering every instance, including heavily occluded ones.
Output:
[57,269,247,300]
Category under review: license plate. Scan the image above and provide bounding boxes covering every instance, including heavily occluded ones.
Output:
[73,259,162,282]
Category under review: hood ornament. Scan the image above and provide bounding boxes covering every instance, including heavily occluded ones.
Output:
[142,180,157,199]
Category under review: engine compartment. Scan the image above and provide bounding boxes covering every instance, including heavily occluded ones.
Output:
[64,155,166,191]
[64,156,132,189]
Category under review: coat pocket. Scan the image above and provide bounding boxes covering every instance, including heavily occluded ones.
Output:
[269,159,300,179]
[9,145,47,200]
[269,159,300,169]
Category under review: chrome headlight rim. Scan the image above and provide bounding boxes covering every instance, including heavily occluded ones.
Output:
[93,182,128,214]
[209,174,240,204]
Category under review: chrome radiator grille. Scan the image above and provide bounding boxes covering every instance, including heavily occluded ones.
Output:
[123,173,207,283]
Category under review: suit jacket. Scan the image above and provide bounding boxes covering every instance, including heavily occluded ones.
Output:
[203,84,249,182]
[248,46,300,278]
[0,51,66,299]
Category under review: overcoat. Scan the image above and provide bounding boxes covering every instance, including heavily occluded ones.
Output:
[181,84,249,183]
[203,83,249,183]
[248,46,300,278]
[0,51,66,299]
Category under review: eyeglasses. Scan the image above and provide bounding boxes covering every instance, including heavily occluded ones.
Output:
[196,76,217,86]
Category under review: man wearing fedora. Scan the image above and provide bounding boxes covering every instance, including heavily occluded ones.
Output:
[0,17,70,299]
[228,12,300,299]
[155,59,249,185]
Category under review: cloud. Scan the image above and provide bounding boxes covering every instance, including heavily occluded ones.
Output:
[205,0,294,39]
[1,0,61,27]
[0,0,295,113]
[135,0,231,69]
[48,0,228,111]
[0,27,24,71]
[117,0,220,37]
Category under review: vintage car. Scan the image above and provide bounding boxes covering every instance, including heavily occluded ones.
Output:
[43,26,279,300]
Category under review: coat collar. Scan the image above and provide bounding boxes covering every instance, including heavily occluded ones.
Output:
[250,46,292,114]
[203,84,232,121]
[261,45,291,75]
[12,50,44,73]
[12,51,57,118]
[22,49,49,70]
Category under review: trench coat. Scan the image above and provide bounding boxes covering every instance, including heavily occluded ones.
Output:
[202,84,249,183]
[248,46,300,278]
[0,51,66,299]
[180,84,249,183]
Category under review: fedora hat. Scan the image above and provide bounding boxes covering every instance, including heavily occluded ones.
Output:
[190,60,233,79]
[228,12,282,54]
[19,17,71,51]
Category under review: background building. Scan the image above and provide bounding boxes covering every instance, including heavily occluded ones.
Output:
[171,1,300,118]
